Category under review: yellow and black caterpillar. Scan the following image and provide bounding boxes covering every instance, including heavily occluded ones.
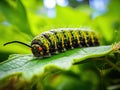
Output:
[4,28,100,58]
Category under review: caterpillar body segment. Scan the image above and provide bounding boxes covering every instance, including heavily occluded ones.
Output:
[31,28,100,58]
[4,28,100,58]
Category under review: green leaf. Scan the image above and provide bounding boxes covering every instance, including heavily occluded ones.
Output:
[0,43,120,90]
[0,0,32,35]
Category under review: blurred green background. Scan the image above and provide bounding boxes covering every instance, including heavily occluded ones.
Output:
[0,0,120,90]
[0,0,120,61]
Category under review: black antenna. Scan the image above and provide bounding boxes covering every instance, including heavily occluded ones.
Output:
[3,41,31,48]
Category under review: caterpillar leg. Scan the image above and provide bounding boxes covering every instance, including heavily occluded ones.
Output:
[62,48,66,52]
[71,46,74,49]
[53,50,59,54]
[49,46,59,54]
[43,53,51,58]
[56,42,66,52]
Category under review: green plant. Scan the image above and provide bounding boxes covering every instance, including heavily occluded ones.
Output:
[0,0,120,90]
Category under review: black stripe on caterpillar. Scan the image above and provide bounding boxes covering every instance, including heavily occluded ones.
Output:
[4,28,100,58]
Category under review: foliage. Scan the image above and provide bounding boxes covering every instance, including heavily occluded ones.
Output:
[0,0,120,60]
[0,44,120,90]
[0,0,120,90]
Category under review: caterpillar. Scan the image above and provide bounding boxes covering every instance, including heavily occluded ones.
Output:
[4,28,100,58]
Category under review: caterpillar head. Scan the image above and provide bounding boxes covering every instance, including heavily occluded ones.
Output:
[3,41,43,57]
[31,44,43,57]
